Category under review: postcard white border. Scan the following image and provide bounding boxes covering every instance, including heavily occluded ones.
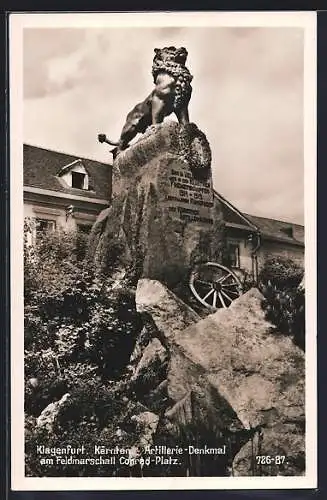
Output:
[10,11,317,491]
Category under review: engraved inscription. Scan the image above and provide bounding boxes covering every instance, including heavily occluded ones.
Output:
[168,168,213,207]
[166,164,214,225]
[169,206,213,224]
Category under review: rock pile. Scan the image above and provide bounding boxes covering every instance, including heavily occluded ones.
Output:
[129,280,305,476]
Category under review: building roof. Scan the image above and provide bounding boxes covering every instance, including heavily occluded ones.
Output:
[24,147,304,247]
[213,190,304,247]
[213,190,257,230]
[244,213,304,246]
[24,144,112,201]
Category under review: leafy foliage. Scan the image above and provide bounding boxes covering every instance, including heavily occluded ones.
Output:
[25,379,144,477]
[24,221,144,476]
[259,256,303,289]
[259,256,305,350]
[239,270,257,293]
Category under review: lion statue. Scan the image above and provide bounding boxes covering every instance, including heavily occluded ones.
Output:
[98,46,193,154]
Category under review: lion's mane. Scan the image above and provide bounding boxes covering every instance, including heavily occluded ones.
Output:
[152,46,193,111]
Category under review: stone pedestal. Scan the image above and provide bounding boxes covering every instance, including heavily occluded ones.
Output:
[88,121,224,289]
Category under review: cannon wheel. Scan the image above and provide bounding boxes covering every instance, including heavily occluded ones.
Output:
[189,262,243,309]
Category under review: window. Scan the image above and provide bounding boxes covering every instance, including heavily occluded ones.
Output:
[227,243,240,268]
[58,160,90,190]
[24,217,56,245]
[71,171,86,190]
[36,218,56,234]
[33,218,56,243]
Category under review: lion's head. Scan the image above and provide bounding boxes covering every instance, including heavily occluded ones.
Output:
[152,46,193,84]
[153,46,188,65]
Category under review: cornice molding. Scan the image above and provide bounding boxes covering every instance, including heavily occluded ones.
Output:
[24,186,108,206]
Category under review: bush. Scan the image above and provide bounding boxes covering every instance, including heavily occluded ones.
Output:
[25,378,146,477]
[24,221,147,477]
[24,221,142,431]
[259,256,305,350]
[239,270,257,293]
[24,220,85,305]
[259,256,303,290]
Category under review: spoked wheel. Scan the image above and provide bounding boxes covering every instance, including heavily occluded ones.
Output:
[189,262,243,310]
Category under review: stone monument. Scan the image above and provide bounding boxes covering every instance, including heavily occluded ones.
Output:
[88,47,224,290]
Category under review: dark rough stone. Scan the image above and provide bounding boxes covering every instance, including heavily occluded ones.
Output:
[87,121,224,289]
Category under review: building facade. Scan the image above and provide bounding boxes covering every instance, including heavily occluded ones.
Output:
[215,191,304,281]
[24,144,112,240]
[24,144,304,279]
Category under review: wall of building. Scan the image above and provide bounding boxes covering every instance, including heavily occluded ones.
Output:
[24,202,68,229]
[225,232,304,284]
[226,236,253,274]
[257,239,304,269]
[25,195,305,282]
[24,201,98,237]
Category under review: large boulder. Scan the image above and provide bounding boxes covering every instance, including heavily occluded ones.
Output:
[169,287,305,475]
[130,338,169,397]
[128,278,201,413]
[131,338,168,381]
[135,279,305,476]
[87,121,225,287]
[136,278,200,341]
[36,393,70,432]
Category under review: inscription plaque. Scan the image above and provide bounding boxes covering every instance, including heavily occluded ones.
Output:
[166,160,214,225]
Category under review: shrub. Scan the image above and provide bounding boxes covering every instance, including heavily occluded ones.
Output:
[25,379,145,477]
[259,257,305,350]
[24,221,148,477]
[24,222,142,418]
[240,270,257,293]
[24,221,84,305]
[259,256,303,290]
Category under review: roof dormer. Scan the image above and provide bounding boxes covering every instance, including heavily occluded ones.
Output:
[57,159,90,190]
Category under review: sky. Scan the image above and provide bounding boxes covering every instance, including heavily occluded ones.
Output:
[23,25,305,224]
